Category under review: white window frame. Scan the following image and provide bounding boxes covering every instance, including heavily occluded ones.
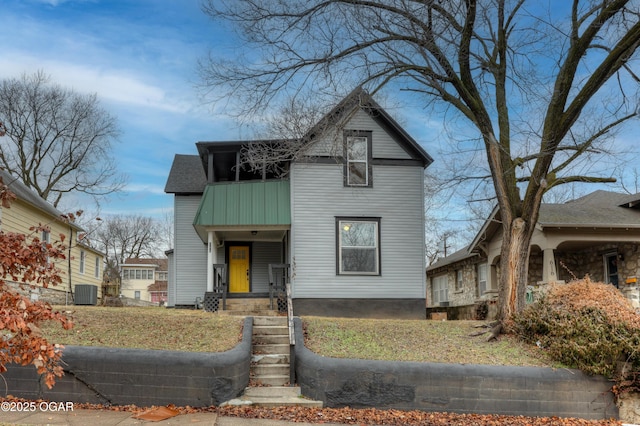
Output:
[455,269,463,291]
[134,290,141,300]
[432,275,449,304]
[603,252,619,288]
[477,263,487,295]
[94,257,100,279]
[79,250,86,274]
[42,230,51,262]
[337,218,380,275]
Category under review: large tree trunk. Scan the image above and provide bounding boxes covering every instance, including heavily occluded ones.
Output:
[497,217,533,321]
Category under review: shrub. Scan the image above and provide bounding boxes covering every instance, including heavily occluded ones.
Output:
[511,278,640,389]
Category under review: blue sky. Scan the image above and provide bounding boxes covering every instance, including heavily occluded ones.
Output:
[3,0,639,254]
[1,0,245,218]
[1,0,450,222]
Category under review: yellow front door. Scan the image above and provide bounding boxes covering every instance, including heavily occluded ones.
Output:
[229,246,250,293]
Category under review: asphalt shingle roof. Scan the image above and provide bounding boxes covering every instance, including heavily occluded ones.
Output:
[0,169,82,231]
[164,154,207,194]
[539,190,640,228]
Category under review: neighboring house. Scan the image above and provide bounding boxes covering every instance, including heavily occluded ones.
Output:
[164,88,433,318]
[426,190,640,319]
[0,169,104,304]
[120,258,168,304]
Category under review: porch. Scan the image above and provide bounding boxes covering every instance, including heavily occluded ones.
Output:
[191,179,292,311]
[199,263,291,314]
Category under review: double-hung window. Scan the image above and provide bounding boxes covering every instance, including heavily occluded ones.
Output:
[94,257,100,279]
[42,230,50,262]
[455,269,463,291]
[344,131,372,187]
[432,275,448,304]
[477,263,487,295]
[79,250,86,274]
[337,217,380,275]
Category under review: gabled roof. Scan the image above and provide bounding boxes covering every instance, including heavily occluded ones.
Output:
[427,245,478,272]
[304,87,434,167]
[123,258,168,270]
[148,281,168,291]
[164,154,207,194]
[430,190,640,271]
[0,169,82,231]
[539,190,640,228]
[165,89,433,194]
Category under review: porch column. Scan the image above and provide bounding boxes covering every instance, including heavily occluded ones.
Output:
[206,231,217,292]
[542,248,558,283]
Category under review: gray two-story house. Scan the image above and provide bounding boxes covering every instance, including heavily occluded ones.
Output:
[164,88,433,318]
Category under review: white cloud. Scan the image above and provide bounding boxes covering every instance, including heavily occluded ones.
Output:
[2,52,188,113]
[125,183,167,195]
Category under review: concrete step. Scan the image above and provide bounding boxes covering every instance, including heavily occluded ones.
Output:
[252,354,289,365]
[253,316,288,326]
[251,363,289,376]
[253,334,289,345]
[217,310,279,317]
[253,325,289,335]
[225,298,271,311]
[250,374,290,386]
[241,395,323,408]
[222,387,323,408]
[243,386,300,398]
[253,343,290,355]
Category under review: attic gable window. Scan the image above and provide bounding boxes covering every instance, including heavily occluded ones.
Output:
[344,131,372,187]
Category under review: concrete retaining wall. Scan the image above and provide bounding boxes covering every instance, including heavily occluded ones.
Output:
[293,318,618,420]
[3,317,252,407]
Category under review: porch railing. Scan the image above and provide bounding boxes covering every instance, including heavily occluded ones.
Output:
[268,263,290,312]
[203,263,227,312]
[286,281,295,385]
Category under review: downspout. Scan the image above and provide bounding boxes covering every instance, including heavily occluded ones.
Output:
[67,224,73,305]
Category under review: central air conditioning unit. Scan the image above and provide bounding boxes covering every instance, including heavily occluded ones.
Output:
[75,284,98,305]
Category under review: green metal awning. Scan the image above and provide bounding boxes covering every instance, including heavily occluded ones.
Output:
[193,180,291,227]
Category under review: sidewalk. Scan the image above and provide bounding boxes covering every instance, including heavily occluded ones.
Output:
[0,408,348,426]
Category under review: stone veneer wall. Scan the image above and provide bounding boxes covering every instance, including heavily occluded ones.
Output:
[556,243,640,283]
[428,258,480,309]
[429,243,640,312]
[528,251,544,285]
[5,281,73,305]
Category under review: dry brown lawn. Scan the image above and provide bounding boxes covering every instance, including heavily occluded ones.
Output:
[41,306,556,367]
[41,306,243,352]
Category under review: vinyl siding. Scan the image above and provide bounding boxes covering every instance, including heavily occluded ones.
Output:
[173,195,207,305]
[251,241,283,293]
[307,110,412,159]
[1,199,103,295]
[290,162,426,299]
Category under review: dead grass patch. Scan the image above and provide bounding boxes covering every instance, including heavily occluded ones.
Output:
[41,306,243,352]
[303,316,558,367]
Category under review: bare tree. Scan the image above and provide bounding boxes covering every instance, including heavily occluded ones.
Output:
[0,71,125,208]
[200,0,640,320]
[88,214,162,265]
[238,94,341,177]
[81,214,163,297]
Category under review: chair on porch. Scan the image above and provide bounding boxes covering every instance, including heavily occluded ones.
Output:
[268,263,290,312]
[203,263,227,312]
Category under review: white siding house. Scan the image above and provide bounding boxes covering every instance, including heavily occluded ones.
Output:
[164,88,433,318]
